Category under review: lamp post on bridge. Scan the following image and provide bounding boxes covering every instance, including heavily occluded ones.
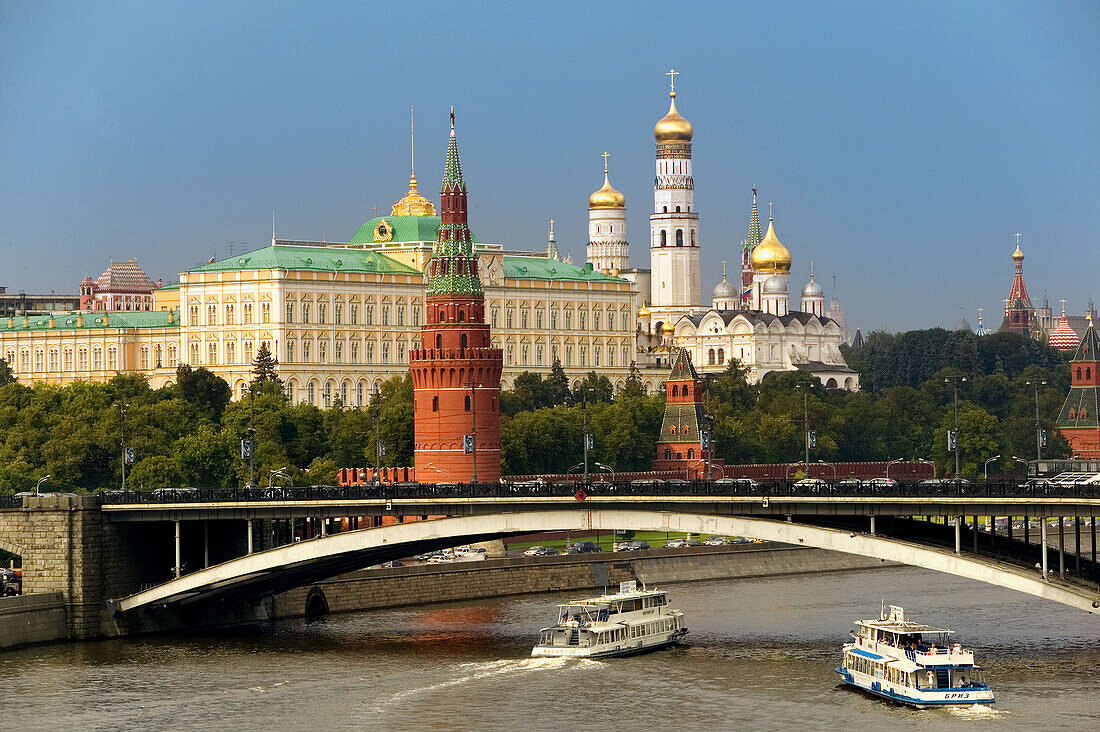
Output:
[945,375,967,479]
[1011,455,1029,477]
[1025,380,1047,462]
[35,475,50,496]
[885,458,904,481]
[984,454,1001,480]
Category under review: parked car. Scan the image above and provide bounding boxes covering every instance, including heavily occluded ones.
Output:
[614,540,651,552]
[523,546,558,557]
[703,536,731,546]
[793,478,827,491]
[663,538,702,548]
[426,553,454,564]
[730,536,754,544]
[0,568,22,596]
[377,560,404,568]
[565,541,602,554]
[715,478,759,489]
[866,477,899,489]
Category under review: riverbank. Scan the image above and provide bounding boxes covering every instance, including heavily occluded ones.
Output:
[273,543,888,619]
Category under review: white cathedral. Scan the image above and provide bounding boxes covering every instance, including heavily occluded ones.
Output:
[586,71,858,389]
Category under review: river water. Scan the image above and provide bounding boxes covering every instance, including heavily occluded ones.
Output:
[4,566,1098,731]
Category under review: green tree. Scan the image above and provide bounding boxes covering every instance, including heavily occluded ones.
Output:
[251,342,282,387]
[573,372,614,404]
[175,365,232,423]
[127,455,181,491]
[619,362,647,399]
[0,358,13,386]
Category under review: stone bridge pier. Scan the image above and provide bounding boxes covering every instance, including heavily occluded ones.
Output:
[0,495,250,640]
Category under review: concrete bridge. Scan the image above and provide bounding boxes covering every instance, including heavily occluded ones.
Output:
[1,480,1098,638]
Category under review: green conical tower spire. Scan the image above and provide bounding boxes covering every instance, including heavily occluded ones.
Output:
[745,186,762,252]
[427,108,482,296]
[441,107,466,192]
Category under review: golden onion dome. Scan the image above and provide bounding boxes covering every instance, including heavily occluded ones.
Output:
[638,301,651,317]
[588,172,626,210]
[660,320,675,334]
[391,173,437,217]
[750,217,792,274]
[654,91,693,143]
[1012,243,1024,261]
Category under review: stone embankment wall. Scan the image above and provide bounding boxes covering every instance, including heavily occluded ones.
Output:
[0,592,67,649]
[274,544,886,619]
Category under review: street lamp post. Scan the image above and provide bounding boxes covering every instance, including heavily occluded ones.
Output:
[796,381,812,475]
[248,387,256,489]
[1025,380,1047,462]
[581,387,589,484]
[886,458,904,480]
[118,403,129,492]
[373,385,382,487]
[945,375,967,479]
[469,381,478,484]
[984,454,1001,480]
[35,475,50,496]
[1011,455,1029,477]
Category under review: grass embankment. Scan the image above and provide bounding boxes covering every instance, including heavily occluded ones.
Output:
[504,530,753,553]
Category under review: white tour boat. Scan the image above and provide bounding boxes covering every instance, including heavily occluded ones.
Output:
[531,581,687,658]
[836,605,995,708]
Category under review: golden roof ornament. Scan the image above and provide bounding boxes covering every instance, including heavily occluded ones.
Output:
[654,69,693,143]
[391,106,437,217]
[749,205,792,275]
[589,152,626,209]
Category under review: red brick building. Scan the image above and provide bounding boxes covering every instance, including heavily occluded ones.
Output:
[408,112,503,482]
[652,348,723,478]
[1057,318,1100,459]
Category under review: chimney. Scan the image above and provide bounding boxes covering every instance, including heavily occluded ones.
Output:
[157,278,163,288]
[76,315,84,326]
[103,314,109,327]
[167,310,175,324]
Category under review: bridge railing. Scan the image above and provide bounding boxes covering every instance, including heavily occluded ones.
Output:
[88,478,1100,504]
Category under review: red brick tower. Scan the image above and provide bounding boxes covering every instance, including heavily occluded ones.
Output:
[653,348,719,477]
[1057,317,1100,458]
[409,110,503,483]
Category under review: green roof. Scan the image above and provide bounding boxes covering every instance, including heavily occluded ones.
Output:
[0,310,180,333]
[187,244,420,275]
[155,282,180,291]
[348,215,482,246]
[502,257,626,283]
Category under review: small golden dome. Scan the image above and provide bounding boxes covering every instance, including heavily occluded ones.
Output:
[1012,243,1024,261]
[660,320,675,334]
[391,173,437,217]
[589,172,626,209]
[750,217,792,274]
[638,302,651,317]
[654,91,693,143]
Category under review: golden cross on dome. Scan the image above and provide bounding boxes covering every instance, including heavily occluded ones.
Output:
[1060,298,1067,317]
[769,201,774,218]
[1015,232,1021,246]
[666,68,678,93]
[602,151,610,173]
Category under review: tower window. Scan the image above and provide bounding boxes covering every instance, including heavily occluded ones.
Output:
[663,206,668,213]
[464,395,471,411]
[461,333,468,349]
[676,206,681,213]
[660,230,667,247]
[436,334,443,350]
[688,449,694,459]
[439,310,446,322]
[432,396,439,412]
[458,310,465,322]
[676,229,684,246]
[664,448,672,460]
[691,230,696,245]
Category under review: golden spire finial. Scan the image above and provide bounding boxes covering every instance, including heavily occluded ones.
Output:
[810,260,815,282]
[722,260,727,281]
[449,106,455,136]
[666,68,678,97]
[769,201,774,220]
[410,106,415,176]
[602,151,610,173]
[549,219,555,237]
[1060,298,1067,317]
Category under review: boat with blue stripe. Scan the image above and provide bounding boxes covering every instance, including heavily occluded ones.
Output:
[836,605,994,708]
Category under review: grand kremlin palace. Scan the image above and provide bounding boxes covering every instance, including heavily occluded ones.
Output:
[0,77,856,399]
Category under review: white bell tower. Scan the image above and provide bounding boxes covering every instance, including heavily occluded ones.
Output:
[649,69,701,325]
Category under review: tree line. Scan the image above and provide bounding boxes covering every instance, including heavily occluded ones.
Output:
[0,329,1073,493]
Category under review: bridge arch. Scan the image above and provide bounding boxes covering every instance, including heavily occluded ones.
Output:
[115,510,1100,616]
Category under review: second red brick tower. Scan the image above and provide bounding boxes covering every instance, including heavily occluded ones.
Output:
[409,111,503,482]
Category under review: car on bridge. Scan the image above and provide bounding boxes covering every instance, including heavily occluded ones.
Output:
[704,536,732,546]
[565,541,602,554]
[523,546,558,557]
[663,538,703,549]
[614,540,651,552]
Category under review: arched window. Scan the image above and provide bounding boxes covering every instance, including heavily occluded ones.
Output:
[671,385,678,396]
[1088,367,1093,380]
[464,395,471,411]
[458,310,466,322]
[717,348,724,363]
[1078,367,1083,380]
[461,333,468,349]
[660,230,667,247]
[688,448,694,459]
[439,310,446,322]
[691,230,696,245]
[664,448,672,460]
[676,229,684,246]
[675,205,681,213]
[708,348,715,365]
[432,396,439,412]
[669,426,677,435]
[663,206,668,213]
[436,334,443,350]
[307,381,316,405]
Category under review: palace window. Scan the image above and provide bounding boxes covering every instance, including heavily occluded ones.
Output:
[506,309,514,329]
[244,340,253,361]
[608,347,615,367]
[139,348,149,370]
[413,306,420,326]
[286,381,296,404]
[593,311,600,330]
[550,308,558,329]
[302,303,311,324]
[188,343,199,365]
[350,339,359,363]
[397,306,405,326]
[334,304,343,324]
[226,341,236,364]
[189,305,199,327]
[593,345,601,367]
[285,302,294,323]
[318,303,327,325]
[93,348,103,370]
[521,309,528,328]
[323,382,332,408]
[341,381,349,406]
[717,348,725,364]
[63,349,73,371]
[318,340,327,363]
[366,341,375,363]
[307,382,316,406]
[365,304,373,325]
[302,339,311,363]
[565,345,573,366]
[77,348,88,370]
[356,382,364,407]
[206,343,217,366]
[580,345,587,366]
[207,304,217,326]
[48,349,59,371]
[521,344,529,365]
[285,339,295,363]
[243,303,253,324]
[708,348,715,365]
[153,345,162,368]
[382,341,390,363]
[536,344,544,365]
[491,307,499,327]
[381,306,390,325]
[335,340,343,364]
[579,310,586,330]
[565,309,572,329]
[225,304,235,325]
[506,344,514,365]
[107,347,118,370]
[350,304,359,324]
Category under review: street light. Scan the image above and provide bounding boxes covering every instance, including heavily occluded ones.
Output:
[885,458,905,480]
[817,460,836,479]
[984,454,1001,480]
[945,375,967,479]
[1025,380,1047,462]
[1011,455,1029,477]
[35,475,50,495]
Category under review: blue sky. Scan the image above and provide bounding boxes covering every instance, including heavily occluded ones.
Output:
[1,1,1097,332]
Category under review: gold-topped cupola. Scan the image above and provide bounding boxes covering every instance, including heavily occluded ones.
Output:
[654,69,693,143]
[750,207,792,275]
[391,107,437,217]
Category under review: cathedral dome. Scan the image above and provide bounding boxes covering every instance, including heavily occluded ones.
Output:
[391,173,437,217]
[1012,243,1025,262]
[801,277,823,298]
[654,91,693,143]
[638,302,651,317]
[660,320,675,334]
[750,217,792,274]
[588,172,626,210]
[954,318,972,332]
[763,275,786,295]
[712,275,737,301]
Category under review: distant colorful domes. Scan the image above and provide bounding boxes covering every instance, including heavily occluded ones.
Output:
[1049,314,1080,351]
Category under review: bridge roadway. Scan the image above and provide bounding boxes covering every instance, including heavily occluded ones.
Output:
[99,479,1100,522]
[95,480,1100,626]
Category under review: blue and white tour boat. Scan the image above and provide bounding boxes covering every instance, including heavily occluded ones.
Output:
[836,605,994,708]
[531,581,687,658]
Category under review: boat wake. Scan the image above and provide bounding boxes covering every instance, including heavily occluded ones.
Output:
[945,703,1004,720]
[367,657,600,712]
